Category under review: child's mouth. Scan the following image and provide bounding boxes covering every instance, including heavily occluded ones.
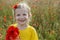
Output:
[19,20,25,22]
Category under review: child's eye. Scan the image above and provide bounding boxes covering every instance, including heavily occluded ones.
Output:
[17,14,20,16]
[23,14,26,16]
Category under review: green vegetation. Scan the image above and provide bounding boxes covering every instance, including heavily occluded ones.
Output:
[0,0,60,40]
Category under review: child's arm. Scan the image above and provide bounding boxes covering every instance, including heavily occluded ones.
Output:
[31,27,38,40]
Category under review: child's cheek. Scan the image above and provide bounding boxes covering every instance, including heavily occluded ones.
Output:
[15,16,19,20]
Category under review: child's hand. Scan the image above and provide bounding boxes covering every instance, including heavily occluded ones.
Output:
[15,36,20,40]
[10,36,20,40]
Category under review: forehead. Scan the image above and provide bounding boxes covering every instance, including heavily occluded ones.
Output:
[15,7,28,14]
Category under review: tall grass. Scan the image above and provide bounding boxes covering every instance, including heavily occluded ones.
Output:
[0,0,60,40]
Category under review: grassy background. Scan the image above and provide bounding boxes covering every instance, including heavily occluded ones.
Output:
[0,0,60,40]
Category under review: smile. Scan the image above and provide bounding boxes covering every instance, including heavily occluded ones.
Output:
[18,20,25,22]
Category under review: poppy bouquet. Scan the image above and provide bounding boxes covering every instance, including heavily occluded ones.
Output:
[5,26,19,40]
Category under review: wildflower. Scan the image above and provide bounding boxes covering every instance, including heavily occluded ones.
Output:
[6,26,19,40]
[0,28,3,31]
[4,16,6,19]
[3,16,6,22]
[13,4,18,9]
[9,16,12,19]
[3,19,6,22]
[0,33,2,39]
[35,0,39,2]
[0,8,2,10]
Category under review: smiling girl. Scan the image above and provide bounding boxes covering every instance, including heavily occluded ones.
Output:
[5,2,38,40]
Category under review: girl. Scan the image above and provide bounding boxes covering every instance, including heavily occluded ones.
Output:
[6,2,38,40]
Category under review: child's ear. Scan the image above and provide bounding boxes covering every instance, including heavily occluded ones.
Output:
[28,12,32,17]
[29,12,32,18]
[28,12,32,21]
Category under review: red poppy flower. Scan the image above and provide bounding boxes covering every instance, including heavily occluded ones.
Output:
[6,26,19,40]
[13,4,18,9]
[9,16,12,19]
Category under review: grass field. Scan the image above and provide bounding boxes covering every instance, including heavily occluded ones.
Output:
[0,0,60,40]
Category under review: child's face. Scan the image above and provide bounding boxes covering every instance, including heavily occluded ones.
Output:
[15,8,29,25]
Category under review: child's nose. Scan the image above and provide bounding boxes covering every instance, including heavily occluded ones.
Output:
[19,16,24,19]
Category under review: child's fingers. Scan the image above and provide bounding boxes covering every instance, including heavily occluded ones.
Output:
[15,36,20,40]
[9,36,20,40]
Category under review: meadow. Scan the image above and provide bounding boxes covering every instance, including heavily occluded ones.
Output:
[0,0,60,40]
